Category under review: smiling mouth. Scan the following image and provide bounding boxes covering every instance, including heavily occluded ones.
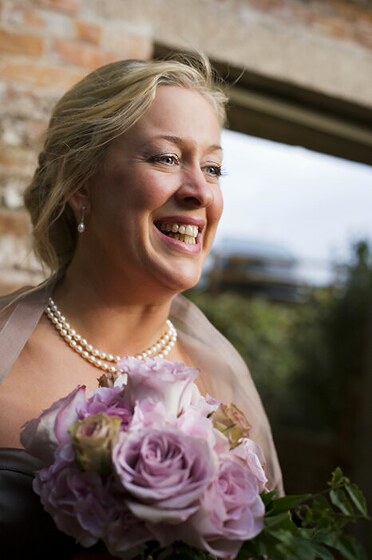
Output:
[155,222,199,245]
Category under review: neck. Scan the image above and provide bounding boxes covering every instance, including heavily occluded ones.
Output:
[52,264,175,359]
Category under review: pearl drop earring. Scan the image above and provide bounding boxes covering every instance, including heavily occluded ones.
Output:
[77,206,86,233]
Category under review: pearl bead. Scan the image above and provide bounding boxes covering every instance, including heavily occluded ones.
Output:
[45,297,177,375]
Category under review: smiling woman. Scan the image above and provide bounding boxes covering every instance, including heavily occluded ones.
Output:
[76,86,224,296]
[0,54,282,559]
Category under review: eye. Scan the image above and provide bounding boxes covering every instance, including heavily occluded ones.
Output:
[203,163,223,178]
[150,154,180,166]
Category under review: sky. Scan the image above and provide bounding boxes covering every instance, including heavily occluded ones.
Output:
[215,130,372,284]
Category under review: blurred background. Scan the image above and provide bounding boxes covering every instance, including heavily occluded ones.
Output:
[1,0,372,553]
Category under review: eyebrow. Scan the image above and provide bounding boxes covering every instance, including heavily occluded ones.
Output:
[150,134,223,152]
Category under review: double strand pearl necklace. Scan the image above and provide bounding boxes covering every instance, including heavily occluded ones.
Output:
[45,297,177,375]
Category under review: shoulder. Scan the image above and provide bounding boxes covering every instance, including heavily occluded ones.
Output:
[0,279,55,383]
[0,286,33,328]
[0,276,56,318]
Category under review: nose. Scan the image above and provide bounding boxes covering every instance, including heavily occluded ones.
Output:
[175,165,214,209]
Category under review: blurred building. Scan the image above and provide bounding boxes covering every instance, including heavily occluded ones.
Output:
[203,237,307,302]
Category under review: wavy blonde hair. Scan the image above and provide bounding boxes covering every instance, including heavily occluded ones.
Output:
[24,53,228,272]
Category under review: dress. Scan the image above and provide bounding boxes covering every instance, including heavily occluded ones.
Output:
[0,278,283,558]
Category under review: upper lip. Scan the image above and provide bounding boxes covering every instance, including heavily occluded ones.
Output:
[154,216,206,232]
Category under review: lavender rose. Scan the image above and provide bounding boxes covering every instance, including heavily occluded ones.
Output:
[176,406,230,456]
[33,444,116,547]
[78,386,132,428]
[21,385,86,464]
[120,357,200,417]
[105,507,153,560]
[231,438,268,492]
[182,458,265,559]
[112,427,216,524]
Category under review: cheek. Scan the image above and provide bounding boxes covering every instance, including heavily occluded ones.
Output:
[125,174,173,212]
[211,188,224,225]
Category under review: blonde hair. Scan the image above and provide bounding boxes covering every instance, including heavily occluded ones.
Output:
[24,53,228,272]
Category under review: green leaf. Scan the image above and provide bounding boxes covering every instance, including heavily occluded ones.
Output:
[308,543,335,560]
[330,467,347,488]
[330,489,355,516]
[333,534,368,560]
[268,494,312,516]
[265,511,295,531]
[344,483,369,517]
[275,535,318,559]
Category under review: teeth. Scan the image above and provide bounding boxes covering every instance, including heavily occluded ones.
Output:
[158,222,198,239]
[168,232,196,244]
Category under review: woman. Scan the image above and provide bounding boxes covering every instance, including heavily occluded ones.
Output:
[0,54,282,557]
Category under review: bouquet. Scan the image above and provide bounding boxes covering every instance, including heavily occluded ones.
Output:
[21,357,267,559]
[21,358,369,560]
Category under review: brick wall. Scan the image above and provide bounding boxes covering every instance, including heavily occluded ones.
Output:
[1,0,372,294]
[0,0,153,293]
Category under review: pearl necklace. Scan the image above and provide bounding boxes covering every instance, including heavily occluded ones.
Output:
[45,297,177,375]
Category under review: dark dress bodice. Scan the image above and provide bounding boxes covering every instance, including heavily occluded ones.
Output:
[0,448,84,559]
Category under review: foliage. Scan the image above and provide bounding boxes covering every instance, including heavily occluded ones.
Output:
[185,290,297,424]
[186,240,372,437]
[139,469,369,560]
[283,241,372,435]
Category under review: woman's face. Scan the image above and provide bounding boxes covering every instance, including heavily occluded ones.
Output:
[83,85,223,296]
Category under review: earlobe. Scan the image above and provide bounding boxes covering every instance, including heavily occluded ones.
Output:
[66,187,90,224]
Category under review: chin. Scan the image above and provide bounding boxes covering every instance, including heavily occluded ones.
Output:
[157,266,202,295]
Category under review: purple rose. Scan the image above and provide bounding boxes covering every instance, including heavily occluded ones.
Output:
[120,357,199,417]
[176,407,230,456]
[231,438,268,492]
[112,428,216,523]
[21,386,86,464]
[33,444,116,547]
[190,392,221,417]
[182,458,265,559]
[130,398,168,431]
[105,507,153,560]
[78,386,132,429]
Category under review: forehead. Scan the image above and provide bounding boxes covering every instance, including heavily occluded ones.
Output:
[130,85,221,144]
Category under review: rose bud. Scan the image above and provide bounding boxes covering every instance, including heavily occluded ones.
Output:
[211,403,251,449]
[70,413,121,475]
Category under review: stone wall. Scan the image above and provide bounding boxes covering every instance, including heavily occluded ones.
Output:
[1,0,372,293]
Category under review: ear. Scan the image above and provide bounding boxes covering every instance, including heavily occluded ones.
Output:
[66,185,91,224]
